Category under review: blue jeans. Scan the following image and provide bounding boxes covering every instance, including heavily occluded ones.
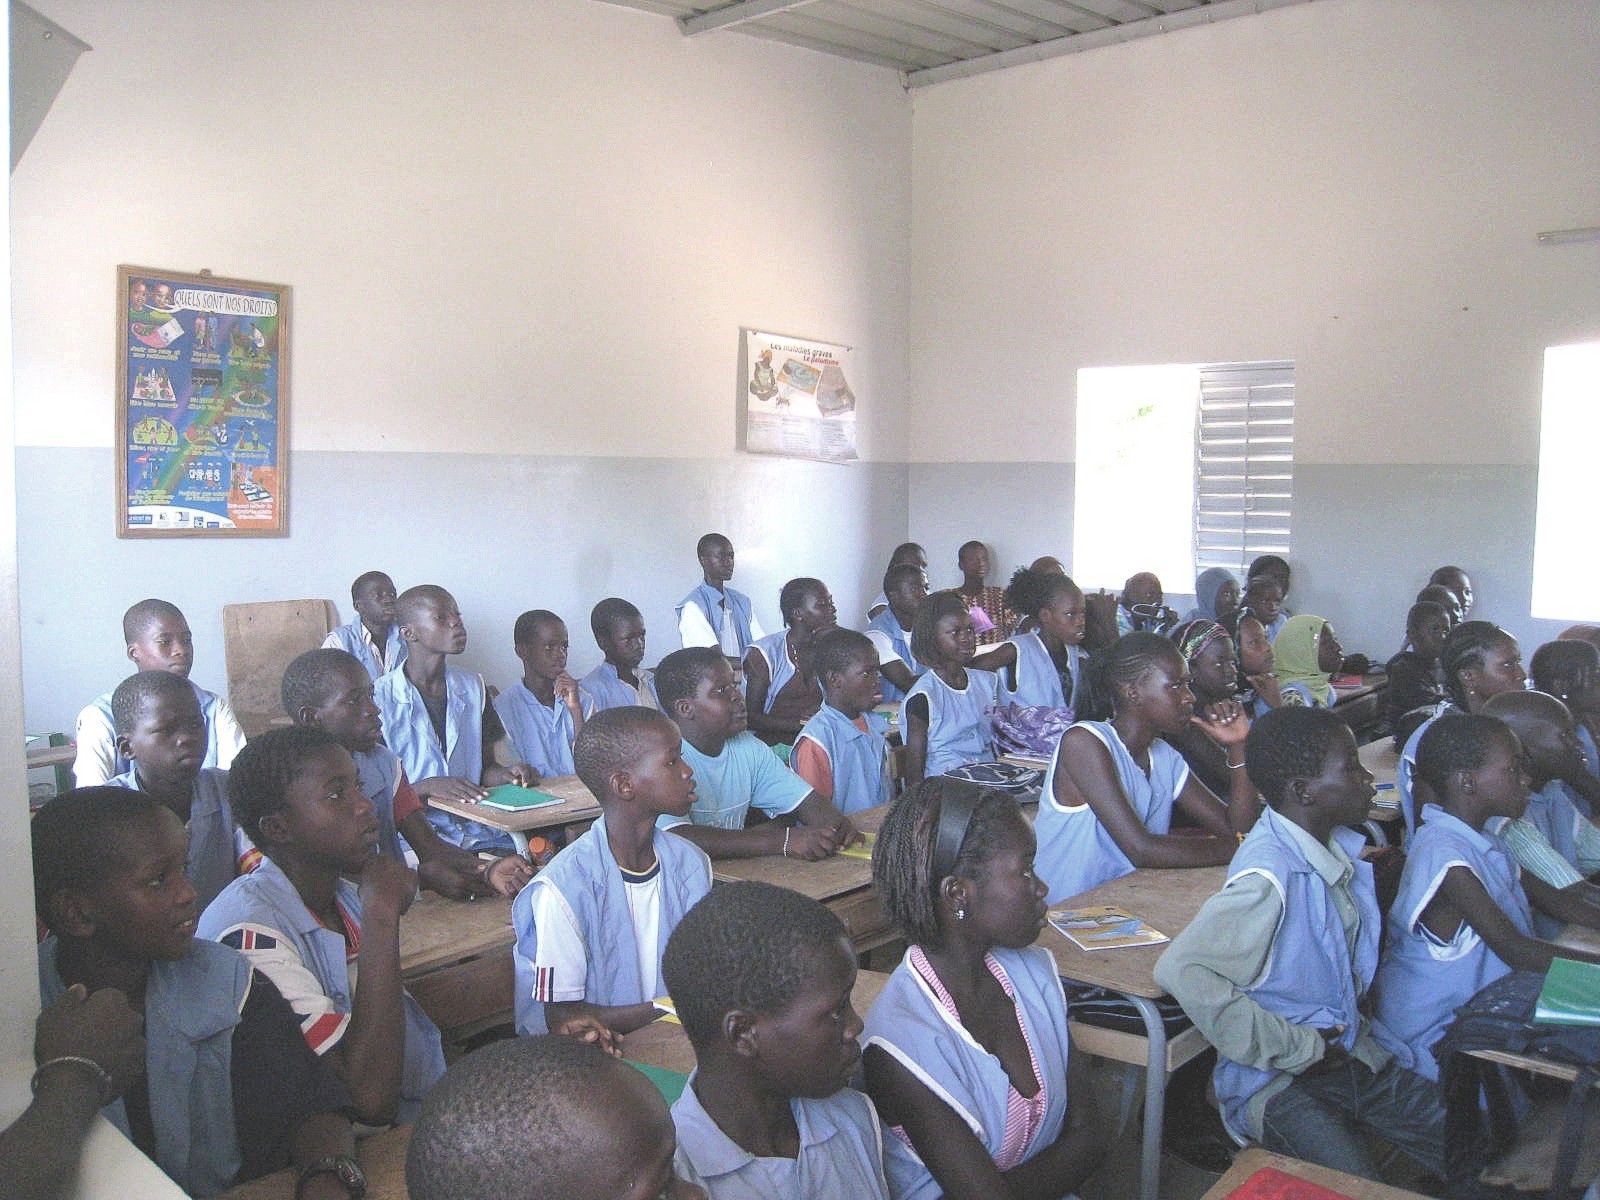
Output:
[1259,1057,1445,1180]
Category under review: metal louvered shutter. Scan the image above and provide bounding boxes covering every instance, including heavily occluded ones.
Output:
[1193,361,1295,577]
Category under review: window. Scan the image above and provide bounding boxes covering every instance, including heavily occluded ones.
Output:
[1072,360,1295,593]
[1531,341,1600,620]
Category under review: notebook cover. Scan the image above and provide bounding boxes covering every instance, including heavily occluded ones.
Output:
[1048,905,1169,951]
[1534,957,1600,1027]
[476,785,565,812]
[624,1059,689,1105]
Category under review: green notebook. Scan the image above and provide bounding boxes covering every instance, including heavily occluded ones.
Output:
[476,785,565,812]
[1534,957,1600,1027]
[624,1059,689,1104]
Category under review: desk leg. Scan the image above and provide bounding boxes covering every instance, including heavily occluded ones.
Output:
[508,831,529,857]
[1130,994,1167,1200]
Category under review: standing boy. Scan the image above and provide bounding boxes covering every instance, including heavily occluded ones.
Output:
[494,609,594,779]
[583,597,659,711]
[322,570,407,682]
[677,533,764,659]
[792,630,892,815]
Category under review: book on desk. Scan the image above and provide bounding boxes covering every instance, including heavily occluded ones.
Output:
[1049,904,1170,951]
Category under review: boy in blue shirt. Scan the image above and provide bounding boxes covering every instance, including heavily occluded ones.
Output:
[677,533,763,659]
[494,609,594,779]
[582,597,659,711]
[321,570,407,682]
[792,629,892,815]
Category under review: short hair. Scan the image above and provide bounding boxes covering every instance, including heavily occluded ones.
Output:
[662,881,847,1047]
[350,570,392,600]
[1415,584,1459,612]
[589,597,641,643]
[1416,712,1508,796]
[572,707,674,801]
[1440,620,1513,707]
[911,589,968,665]
[813,628,875,683]
[1245,707,1348,808]
[122,598,185,642]
[513,609,562,646]
[883,561,925,594]
[1248,555,1291,587]
[778,577,825,626]
[957,539,986,560]
[1003,565,1080,619]
[33,788,166,926]
[1084,632,1182,719]
[1531,638,1600,696]
[696,532,731,558]
[654,646,724,712]
[1483,689,1570,744]
[872,778,1024,947]
[1245,574,1284,599]
[1406,601,1449,635]
[396,584,453,628]
[227,726,344,847]
[281,648,363,717]
[889,542,925,566]
[110,669,196,735]
[406,1036,653,1200]
[1429,565,1468,588]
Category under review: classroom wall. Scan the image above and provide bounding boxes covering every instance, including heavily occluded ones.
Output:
[905,0,1600,653]
[11,0,913,734]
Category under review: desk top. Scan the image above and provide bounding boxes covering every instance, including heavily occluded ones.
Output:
[709,803,888,902]
[426,774,601,833]
[398,891,514,975]
[218,1124,411,1200]
[1358,738,1400,789]
[1200,1148,1432,1200]
[1331,672,1388,705]
[1040,866,1226,998]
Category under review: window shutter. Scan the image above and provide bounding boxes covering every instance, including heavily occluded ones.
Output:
[1194,361,1295,577]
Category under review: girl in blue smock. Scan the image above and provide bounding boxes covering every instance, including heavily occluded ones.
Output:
[971,566,1090,714]
[904,591,1001,783]
[1529,636,1600,815]
[1270,615,1342,708]
[1185,567,1240,623]
[862,779,1104,1200]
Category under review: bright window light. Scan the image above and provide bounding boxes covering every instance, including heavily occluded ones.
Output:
[1532,341,1600,620]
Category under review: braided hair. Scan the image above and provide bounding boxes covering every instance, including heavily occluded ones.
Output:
[1440,621,1514,708]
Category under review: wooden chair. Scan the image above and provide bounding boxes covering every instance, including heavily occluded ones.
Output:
[221,599,339,738]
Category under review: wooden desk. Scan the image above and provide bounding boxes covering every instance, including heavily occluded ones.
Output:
[219,1124,411,1200]
[1200,1147,1432,1200]
[1332,673,1388,743]
[398,892,515,1039]
[1358,738,1399,789]
[426,774,602,853]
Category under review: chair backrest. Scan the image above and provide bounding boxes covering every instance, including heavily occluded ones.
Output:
[222,599,338,738]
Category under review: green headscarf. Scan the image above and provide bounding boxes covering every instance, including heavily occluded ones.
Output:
[1272,613,1333,706]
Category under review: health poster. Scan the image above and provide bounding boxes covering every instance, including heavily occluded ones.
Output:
[742,329,858,464]
[116,266,290,537]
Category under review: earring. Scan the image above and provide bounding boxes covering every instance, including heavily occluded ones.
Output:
[955,908,967,921]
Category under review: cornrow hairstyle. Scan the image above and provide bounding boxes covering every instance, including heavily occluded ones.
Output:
[572,706,673,801]
[696,532,731,558]
[1440,620,1513,707]
[122,598,185,642]
[1083,632,1182,721]
[1244,706,1347,809]
[812,627,876,685]
[883,561,925,595]
[110,669,197,735]
[227,725,345,848]
[778,577,826,627]
[350,570,392,600]
[281,648,363,718]
[1416,712,1509,797]
[512,609,562,646]
[395,584,453,629]
[871,778,1026,948]
[661,881,848,1047]
[33,787,167,927]
[654,646,724,712]
[589,597,641,644]
[1003,566,1082,620]
[1531,638,1600,699]
[911,590,969,666]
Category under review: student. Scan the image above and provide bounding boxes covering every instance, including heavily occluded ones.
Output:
[1529,636,1600,800]
[373,584,532,852]
[866,542,927,621]
[321,570,407,682]
[1223,607,1286,717]
[793,629,892,815]
[511,706,712,1036]
[1155,708,1444,1180]
[1185,567,1240,623]
[33,789,357,1197]
[1163,619,1245,798]
[863,780,1103,1200]
[405,1036,706,1200]
[1384,601,1451,741]
[1270,614,1343,708]
[1372,713,1600,1083]
[495,609,595,778]
[73,598,247,787]
[864,562,927,703]
[582,597,658,711]
[678,533,764,659]
[655,647,854,860]
[1115,572,1178,636]
[1247,555,1292,611]
[281,648,534,897]
[104,670,255,911]
[743,578,837,746]
[972,566,1089,712]
[954,540,1011,646]
[661,881,891,1199]
[1035,633,1259,904]
[1414,583,1463,628]
[198,727,447,1126]
[1428,564,1475,621]
[1242,574,1287,642]
[903,591,1001,782]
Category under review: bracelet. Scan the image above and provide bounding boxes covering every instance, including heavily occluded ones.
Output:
[1226,758,1248,769]
[782,828,791,857]
[32,1056,116,1106]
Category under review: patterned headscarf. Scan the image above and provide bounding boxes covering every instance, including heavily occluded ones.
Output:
[1170,619,1229,670]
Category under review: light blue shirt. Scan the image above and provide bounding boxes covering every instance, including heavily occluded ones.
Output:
[659,732,811,831]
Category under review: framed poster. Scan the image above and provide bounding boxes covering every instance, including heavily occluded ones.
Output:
[116,265,290,537]
[742,329,858,463]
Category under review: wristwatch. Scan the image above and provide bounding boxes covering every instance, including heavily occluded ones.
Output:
[295,1154,368,1199]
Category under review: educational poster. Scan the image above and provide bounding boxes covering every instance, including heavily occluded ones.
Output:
[116,265,290,537]
[742,329,858,464]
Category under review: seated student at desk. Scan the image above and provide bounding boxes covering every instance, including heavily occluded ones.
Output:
[865,560,928,702]
[743,577,837,747]
[582,596,659,711]
[1428,564,1475,621]
[793,629,893,816]
[866,542,927,622]
[903,591,1001,783]
[1271,615,1343,709]
[654,647,854,860]
[1384,601,1452,744]
[1529,636,1600,802]
[494,609,595,779]
[1243,574,1288,643]
[678,533,763,660]
[322,570,407,682]
[971,566,1089,713]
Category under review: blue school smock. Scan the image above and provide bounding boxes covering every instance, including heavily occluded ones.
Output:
[747,630,801,714]
[677,582,757,653]
[866,609,921,703]
[1035,720,1190,904]
[999,631,1087,713]
[1204,807,1382,1141]
[580,661,658,711]
[40,935,250,1197]
[323,618,408,682]
[510,815,711,1034]
[373,664,508,852]
[493,680,594,777]
[77,680,238,786]
[660,732,812,831]
[198,857,446,1121]
[1572,723,1598,817]
[352,745,406,864]
[1395,702,1456,840]
[1370,803,1532,1082]
[106,767,246,913]
[863,945,1072,1200]
[794,703,891,815]
[1261,613,1288,642]
[904,668,999,779]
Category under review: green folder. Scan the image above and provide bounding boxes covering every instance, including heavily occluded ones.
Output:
[476,785,565,812]
[624,1059,689,1104]
[1534,957,1600,1027]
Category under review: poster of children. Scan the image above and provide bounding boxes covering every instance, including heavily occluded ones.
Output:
[742,329,858,463]
[117,266,290,536]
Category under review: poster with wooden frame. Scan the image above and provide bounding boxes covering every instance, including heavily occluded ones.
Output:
[116,265,290,537]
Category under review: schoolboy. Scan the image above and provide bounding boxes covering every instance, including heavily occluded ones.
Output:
[661,881,891,1200]
[1116,572,1178,636]
[1244,574,1288,641]
[677,533,764,659]
[321,570,407,682]
[1414,584,1463,629]
[74,598,247,787]
[1155,707,1445,1181]
[282,648,533,898]
[198,727,446,1126]
[405,1036,706,1200]
[511,706,712,1036]
[1428,564,1475,620]
[743,578,837,746]
[583,596,659,710]
[655,647,856,860]
[792,630,892,815]
[33,788,359,1197]
[865,560,927,701]
[865,542,926,621]
[105,670,255,911]
[495,609,595,778]
[372,584,533,852]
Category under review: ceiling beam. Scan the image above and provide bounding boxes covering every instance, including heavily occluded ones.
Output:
[679,0,824,36]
